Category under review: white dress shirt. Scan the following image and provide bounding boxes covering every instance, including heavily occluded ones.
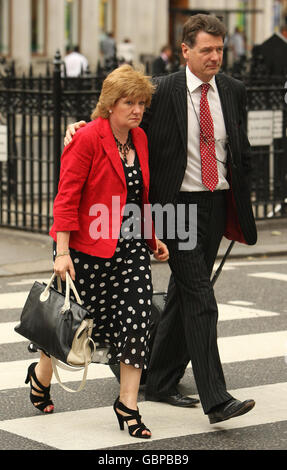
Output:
[63,52,88,77]
[180,66,229,192]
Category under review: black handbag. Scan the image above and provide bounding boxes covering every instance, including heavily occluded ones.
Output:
[15,272,95,392]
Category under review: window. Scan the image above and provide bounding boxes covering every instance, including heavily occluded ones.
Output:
[31,0,46,55]
[0,0,10,56]
[65,0,81,51]
[99,0,115,34]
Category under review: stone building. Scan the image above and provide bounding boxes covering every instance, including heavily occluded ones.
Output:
[0,0,285,73]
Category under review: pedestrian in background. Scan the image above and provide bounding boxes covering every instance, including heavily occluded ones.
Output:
[117,38,135,65]
[230,27,246,73]
[63,45,89,77]
[152,45,173,76]
[100,32,117,65]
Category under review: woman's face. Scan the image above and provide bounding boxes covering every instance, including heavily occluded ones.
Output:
[109,96,146,132]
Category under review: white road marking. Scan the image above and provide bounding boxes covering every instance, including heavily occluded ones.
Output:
[228,301,254,306]
[217,304,279,321]
[248,272,287,282]
[0,383,286,450]
[7,279,50,286]
[1,304,279,346]
[1,330,286,390]
[0,291,29,310]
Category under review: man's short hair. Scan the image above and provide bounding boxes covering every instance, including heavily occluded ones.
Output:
[182,14,226,48]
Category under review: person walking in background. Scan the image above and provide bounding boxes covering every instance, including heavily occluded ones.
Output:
[100,32,117,65]
[25,65,168,440]
[63,45,89,77]
[117,38,135,65]
[64,14,257,425]
[230,27,246,73]
[152,45,173,76]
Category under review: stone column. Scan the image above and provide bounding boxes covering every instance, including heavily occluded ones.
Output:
[81,0,100,71]
[116,0,169,62]
[11,0,30,72]
[46,0,66,60]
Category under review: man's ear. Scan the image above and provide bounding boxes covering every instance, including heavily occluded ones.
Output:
[181,43,190,60]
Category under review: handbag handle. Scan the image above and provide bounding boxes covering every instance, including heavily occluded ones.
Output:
[39,272,94,393]
[51,337,91,393]
[61,272,82,313]
[40,272,82,313]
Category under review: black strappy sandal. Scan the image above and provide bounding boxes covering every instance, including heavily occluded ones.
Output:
[113,396,151,439]
[25,362,54,414]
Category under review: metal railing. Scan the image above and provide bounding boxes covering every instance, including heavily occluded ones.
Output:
[0,52,286,234]
[0,52,106,233]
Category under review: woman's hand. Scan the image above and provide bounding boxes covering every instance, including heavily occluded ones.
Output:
[64,120,87,146]
[53,255,76,281]
[153,239,169,262]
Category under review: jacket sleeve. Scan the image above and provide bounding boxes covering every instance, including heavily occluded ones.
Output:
[140,77,161,135]
[52,128,95,232]
[238,84,252,176]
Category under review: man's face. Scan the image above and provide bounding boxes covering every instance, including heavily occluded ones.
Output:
[181,31,224,82]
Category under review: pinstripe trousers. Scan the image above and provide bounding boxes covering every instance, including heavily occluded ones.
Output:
[145,190,233,414]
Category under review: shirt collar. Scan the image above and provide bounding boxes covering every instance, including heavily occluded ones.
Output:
[186,66,216,93]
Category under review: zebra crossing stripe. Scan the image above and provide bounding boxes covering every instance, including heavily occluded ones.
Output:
[0,382,286,450]
[1,330,286,391]
[248,272,287,282]
[0,291,29,310]
[0,304,280,344]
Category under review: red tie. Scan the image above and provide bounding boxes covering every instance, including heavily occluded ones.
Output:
[199,83,218,192]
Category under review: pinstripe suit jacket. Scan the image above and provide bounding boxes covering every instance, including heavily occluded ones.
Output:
[141,68,257,245]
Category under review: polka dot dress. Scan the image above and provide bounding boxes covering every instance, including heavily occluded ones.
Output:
[53,153,153,370]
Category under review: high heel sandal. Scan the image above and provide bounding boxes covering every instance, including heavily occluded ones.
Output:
[25,362,54,414]
[113,396,151,439]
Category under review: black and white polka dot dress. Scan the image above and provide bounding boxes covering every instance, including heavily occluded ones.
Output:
[56,153,153,370]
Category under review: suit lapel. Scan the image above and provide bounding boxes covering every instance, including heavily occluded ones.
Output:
[215,74,238,151]
[172,69,187,153]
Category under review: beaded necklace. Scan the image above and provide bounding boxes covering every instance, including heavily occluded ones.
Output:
[113,132,135,163]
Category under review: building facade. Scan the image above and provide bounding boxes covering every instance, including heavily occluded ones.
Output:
[0,0,286,73]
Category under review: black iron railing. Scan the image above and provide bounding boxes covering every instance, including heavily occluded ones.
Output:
[0,52,286,234]
[0,52,108,233]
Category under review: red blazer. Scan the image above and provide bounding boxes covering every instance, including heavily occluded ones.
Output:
[50,117,157,257]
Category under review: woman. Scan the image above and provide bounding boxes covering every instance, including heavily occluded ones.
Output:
[25,65,168,439]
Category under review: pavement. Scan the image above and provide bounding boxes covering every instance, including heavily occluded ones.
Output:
[0,218,286,278]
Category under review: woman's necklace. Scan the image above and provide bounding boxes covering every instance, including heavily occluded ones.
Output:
[113,132,135,163]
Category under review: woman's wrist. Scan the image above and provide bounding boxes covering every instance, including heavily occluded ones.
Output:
[55,250,70,258]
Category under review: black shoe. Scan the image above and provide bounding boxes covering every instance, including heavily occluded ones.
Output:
[208,398,255,424]
[113,396,151,439]
[145,391,200,407]
[25,362,54,414]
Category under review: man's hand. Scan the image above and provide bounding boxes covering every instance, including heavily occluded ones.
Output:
[153,239,169,262]
[64,120,87,146]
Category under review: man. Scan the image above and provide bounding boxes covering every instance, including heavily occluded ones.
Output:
[64,15,257,424]
[117,38,135,65]
[63,46,89,77]
[230,27,246,73]
[100,32,116,64]
[142,14,256,424]
[152,45,173,76]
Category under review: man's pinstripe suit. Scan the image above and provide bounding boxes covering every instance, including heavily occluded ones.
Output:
[141,68,257,414]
